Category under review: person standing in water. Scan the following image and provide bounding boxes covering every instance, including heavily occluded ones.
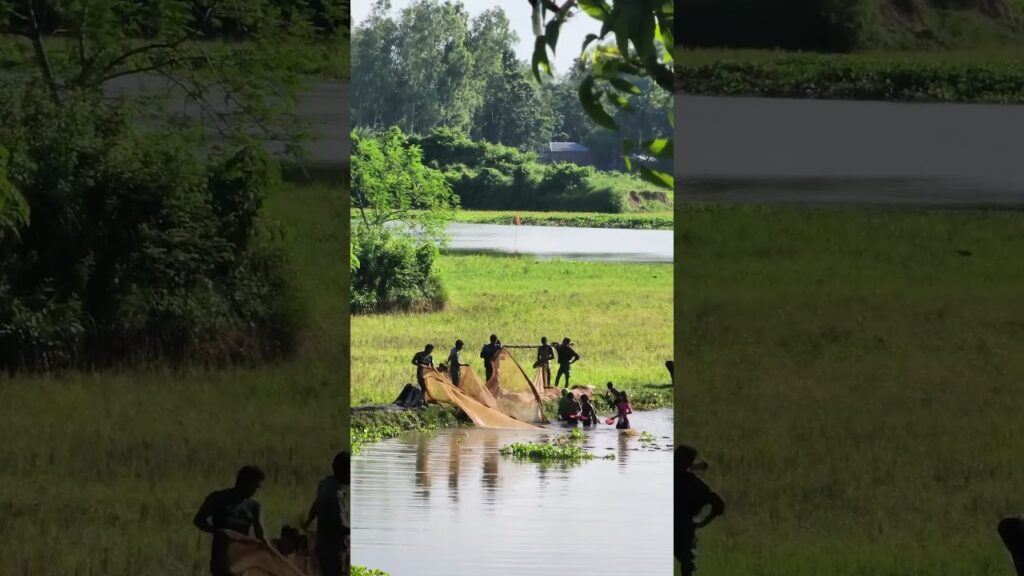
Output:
[676,444,726,576]
[604,382,622,410]
[535,336,555,388]
[553,337,580,388]
[557,389,573,421]
[303,452,350,576]
[411,344,434,394]
[193,465,267,576]
[999,515,1024,576]
[579,394,597,426]
[480,334,499,381]
[447,339,469,387]
[612,391,633,429]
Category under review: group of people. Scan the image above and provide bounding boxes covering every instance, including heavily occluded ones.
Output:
[193,452,350,576]
[410,334,581,392]
[557,382,634,429]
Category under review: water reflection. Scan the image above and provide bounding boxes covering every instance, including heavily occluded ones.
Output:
[445,223,673,263]
[352,409,674,576]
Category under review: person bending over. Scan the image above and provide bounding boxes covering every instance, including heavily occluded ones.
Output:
[411,344,435,394]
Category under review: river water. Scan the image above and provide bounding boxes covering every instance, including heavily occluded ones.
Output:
[677,95,1024,207]
[351,408,674,576]
[444,223,674,262]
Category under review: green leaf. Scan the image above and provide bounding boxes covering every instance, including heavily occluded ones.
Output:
[609,77,641,94]
[638,166,673,189]
[545,19,561,53]
[581,33,600,55]
[643,138,673,160]
[532,36,551,83]
[622,139,636,171]
[577,0,609,20]
[578,76,617,130]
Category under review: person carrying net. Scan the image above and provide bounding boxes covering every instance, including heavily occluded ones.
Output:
[193,466,267,576]
[447,339,469,388]
[303,451,350,576]
[480,334,500,382]
[411,344,435,395]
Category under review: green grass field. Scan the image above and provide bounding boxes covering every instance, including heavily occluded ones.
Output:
[350,254,673,407]
[678,204,1024,575]
[453,210,673,230]
[0,184,347,575]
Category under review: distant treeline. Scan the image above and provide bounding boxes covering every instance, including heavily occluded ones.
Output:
[4,0,349,39]
[677,0,1024,51]
[352,0,671,169]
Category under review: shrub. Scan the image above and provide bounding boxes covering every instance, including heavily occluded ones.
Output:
[0,83,302,371]
[350,229,446,314]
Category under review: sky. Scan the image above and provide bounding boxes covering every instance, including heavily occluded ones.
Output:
[351,0,601,75]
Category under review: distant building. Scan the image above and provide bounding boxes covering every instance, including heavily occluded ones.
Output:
[548,142,593,166]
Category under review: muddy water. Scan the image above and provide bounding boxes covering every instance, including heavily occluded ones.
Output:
[351,408,674,576]
[445,223,674,263]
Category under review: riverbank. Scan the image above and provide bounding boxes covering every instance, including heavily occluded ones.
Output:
[0,184,345,575]
[675,48,1024,103]
[454,210,673,230]
[350,253,672,406]
[680,203,1024,575]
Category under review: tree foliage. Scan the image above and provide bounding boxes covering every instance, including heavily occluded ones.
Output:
[350,127,456,314]
[530,0,674,188]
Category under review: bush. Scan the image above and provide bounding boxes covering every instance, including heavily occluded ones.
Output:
[350,229,446,314]
[0,83,303,371]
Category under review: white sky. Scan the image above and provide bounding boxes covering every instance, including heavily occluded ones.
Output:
[351,0,601,75]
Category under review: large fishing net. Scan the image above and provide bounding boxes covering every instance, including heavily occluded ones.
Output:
[421,347,548,429]
[221,531,321,576]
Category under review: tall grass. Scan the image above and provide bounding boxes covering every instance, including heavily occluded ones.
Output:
[0,184,347,575]
[350,254,673,406]
[678,204,1024,575]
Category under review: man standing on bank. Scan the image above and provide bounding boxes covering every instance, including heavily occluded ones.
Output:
[304,452,350,576]
[411,344,435,394]
[193,466,267,576]
[535,336,555,388]
[447,339,469,387]
[676,444,726,576]
[480,334,500,382]
[553,337,580,389]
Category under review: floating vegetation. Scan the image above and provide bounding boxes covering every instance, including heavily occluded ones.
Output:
[500,431,614,462]
[640,431,656,443]
[351,425,403,455]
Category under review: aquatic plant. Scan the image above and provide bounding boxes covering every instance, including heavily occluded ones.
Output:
[351,425,403,455]
[640,431,656,444]
[500,431,615,462]
[352,567,390,576]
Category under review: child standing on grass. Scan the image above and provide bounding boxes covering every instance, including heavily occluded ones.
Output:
[676,444,725,576]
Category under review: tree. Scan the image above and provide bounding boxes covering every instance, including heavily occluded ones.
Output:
[473,50,554,150]
[0,0,320,148]
[350,127,457,313]
[530,0,674,188]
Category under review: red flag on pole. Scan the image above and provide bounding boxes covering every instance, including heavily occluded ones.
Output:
[514,214,521,226]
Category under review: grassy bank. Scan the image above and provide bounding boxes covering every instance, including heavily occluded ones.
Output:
[679,203,1024,575]
[453,210,673,230]
[0,184,346,575]
[675,49,1024,103]
[350,254,673,408]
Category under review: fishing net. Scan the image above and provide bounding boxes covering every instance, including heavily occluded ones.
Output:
[421,347,547,429]
[221,531,319,576]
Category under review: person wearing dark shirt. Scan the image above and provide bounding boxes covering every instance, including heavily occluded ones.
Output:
[411,344,435,394]
[604,382,622,410]
[535,336,555,388]
[676,444,725,576]
[666,359,674,384]
[193,465,267,576]
[480,334,499,381]
[304,452,350,576]
[579,394,597,426]
[556,389,573,421]
[447,340,469,387]
[553,338,580,388]
[565,393,582,426]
